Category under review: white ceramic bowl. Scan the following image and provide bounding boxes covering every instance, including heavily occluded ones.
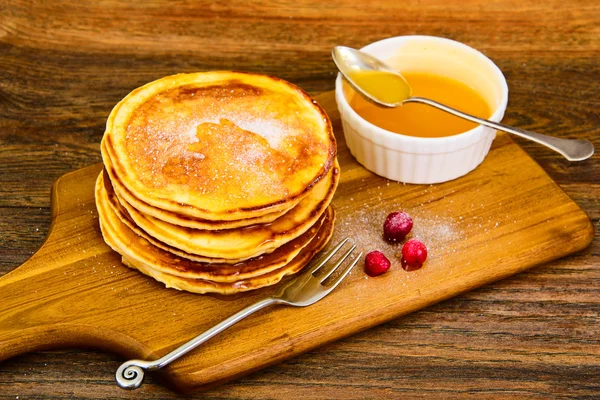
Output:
[335,35,509,184]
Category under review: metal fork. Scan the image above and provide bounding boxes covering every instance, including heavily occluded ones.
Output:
[116,238,361,389]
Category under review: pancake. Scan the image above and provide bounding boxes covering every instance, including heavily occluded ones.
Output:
[105,160,339,260]
[102,71,336,221]
[97,171,327,274]
[119,211,333,294]
[101,145,289,230]
[98,191,335,294]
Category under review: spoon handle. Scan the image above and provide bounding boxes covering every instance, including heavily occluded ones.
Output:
[405,97,594,161]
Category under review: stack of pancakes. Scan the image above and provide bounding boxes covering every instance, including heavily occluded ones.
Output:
[95,72,338,294]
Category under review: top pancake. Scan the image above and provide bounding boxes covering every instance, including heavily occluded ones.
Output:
[102,146,289,230]
[102,71,336,221]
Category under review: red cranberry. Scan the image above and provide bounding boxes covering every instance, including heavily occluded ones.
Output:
[401,239,428,271]
[383,211,413,243]
[364,251,391,277]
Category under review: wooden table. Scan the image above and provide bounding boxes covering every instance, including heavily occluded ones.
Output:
[1,1,598,398]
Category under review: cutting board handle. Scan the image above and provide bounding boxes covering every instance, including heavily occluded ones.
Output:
[0,164,156,363]
[0,308,149,363]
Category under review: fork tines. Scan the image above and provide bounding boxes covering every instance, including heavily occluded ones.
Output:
[309,238,362,287]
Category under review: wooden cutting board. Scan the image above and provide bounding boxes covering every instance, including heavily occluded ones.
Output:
[0,92,593,393]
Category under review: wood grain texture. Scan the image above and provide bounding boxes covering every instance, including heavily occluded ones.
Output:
[1,0,598,398]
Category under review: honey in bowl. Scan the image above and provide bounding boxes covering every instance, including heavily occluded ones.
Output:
[345,71,492,138]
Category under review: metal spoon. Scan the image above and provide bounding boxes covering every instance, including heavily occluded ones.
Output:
[332,46,594,162]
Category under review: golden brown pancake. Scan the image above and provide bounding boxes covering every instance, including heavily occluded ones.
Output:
[102,71,336,221]
[97,171,327,272]
[97,183,335,294]
[102,153,289,230]
[118,213,333,294]
[103,160,339,260]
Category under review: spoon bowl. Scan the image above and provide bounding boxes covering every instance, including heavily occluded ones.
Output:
[332,46,412,106]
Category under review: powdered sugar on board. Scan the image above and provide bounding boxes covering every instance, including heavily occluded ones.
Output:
[330,202,464,276]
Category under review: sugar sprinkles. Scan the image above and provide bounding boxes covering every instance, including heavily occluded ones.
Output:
[332,203,464,273]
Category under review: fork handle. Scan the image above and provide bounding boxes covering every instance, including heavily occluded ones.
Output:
[116,297,279,389]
